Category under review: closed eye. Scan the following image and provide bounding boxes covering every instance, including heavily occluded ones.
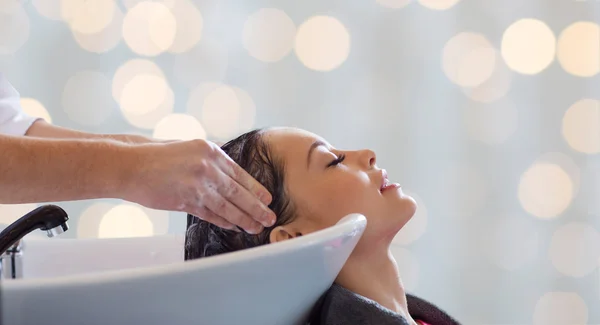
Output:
[327,154,346,168]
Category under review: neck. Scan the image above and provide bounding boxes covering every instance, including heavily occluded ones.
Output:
[335,244,417,325]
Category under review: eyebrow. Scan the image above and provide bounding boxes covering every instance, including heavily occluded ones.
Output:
[307,140,326,169]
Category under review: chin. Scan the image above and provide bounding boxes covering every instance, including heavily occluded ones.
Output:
[397,204,417,227]
[402,195,418,218]
[382,196,418,240]
[389,189,417,217]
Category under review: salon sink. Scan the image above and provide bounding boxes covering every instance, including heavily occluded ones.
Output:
[20,234,185,279]
[0,213,367,325]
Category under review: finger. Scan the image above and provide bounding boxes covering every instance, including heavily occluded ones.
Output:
[190,206,239,231]
[214,168,275,227]
[203,188,264,234]
[216,147,273,206]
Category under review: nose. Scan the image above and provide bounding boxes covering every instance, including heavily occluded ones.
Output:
[358,149,376,169]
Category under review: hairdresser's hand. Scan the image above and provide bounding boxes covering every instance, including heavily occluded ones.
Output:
[121,139,275,234]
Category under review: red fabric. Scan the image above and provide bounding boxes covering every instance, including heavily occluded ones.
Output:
[416,320,432,325]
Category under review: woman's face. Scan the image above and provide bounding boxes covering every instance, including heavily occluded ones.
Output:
[264,127,417,247]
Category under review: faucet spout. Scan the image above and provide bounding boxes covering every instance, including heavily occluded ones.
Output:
[0,204,69,256]
[46,222,69,237]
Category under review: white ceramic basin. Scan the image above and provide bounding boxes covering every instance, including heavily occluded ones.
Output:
[0,213,367,325]
[21,234,185,279]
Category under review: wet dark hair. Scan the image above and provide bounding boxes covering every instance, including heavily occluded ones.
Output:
[184,128,298,260]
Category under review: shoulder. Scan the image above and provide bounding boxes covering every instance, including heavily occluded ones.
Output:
[406,293,461,325]
[308,285,462,325]
[308,284,410,325]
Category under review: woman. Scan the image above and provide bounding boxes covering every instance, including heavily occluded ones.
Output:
[185,127,460,325]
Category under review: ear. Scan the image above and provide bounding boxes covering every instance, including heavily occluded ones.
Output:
[269,225,303,244]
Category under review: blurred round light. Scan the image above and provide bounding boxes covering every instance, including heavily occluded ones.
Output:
[518,162,573,219]
[79,202,169,237]
[501,19,556,75]
[61,0,115,34]
[98,204,154,238]
[62,71,115,126]
[243,8,296,63]
[200,85,240,139]
[167,0,203,54]
[418,0,461,10]
[233,87,257,132]
[32,0,62,20]
[120,74,171,116]
[294,16,350,71]
[122,0,177,9]
[562,98,600,154]
[442,32,496,87]
[549,222,600,277]
[112,59,165,102]
[122,1,176,56]
[113,59,174,129]
[138,206,169,235]
[153,113,207,140]
[376,0,412,9]
[187,83,256,140]
[462,53,512,103]
[464,98,518,145]
[536,152,581,198]
[557,21,599,77]
[0,4,29,55]
[20,98,52,124]
[72,4,123,53]
[533,292,588,325]
[78,202,115,238]
[121,85,174,130]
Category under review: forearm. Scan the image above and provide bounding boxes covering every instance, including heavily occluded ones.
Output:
[0,134,137,204]
[25,120,154,144]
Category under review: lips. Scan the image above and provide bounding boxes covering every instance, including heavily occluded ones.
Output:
[380,169,390,191]
[380,169,400,193]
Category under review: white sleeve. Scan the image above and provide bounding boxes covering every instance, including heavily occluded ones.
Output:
[0,73,40,136]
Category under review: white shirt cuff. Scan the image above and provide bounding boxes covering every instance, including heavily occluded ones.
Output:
[0,111,40,136]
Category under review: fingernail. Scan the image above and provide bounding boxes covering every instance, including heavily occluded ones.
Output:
[258,191,272,205]
[246,226,263,235]
[261,212,275,227]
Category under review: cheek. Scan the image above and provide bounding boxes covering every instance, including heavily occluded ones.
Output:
[312,176,377,221]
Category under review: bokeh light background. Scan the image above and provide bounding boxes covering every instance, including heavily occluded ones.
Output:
[1,0,599,323]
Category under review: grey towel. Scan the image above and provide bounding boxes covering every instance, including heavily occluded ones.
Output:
[308,284,461,325]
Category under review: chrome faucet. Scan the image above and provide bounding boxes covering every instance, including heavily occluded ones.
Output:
[0,204,69,279]
[1,239,24,279]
